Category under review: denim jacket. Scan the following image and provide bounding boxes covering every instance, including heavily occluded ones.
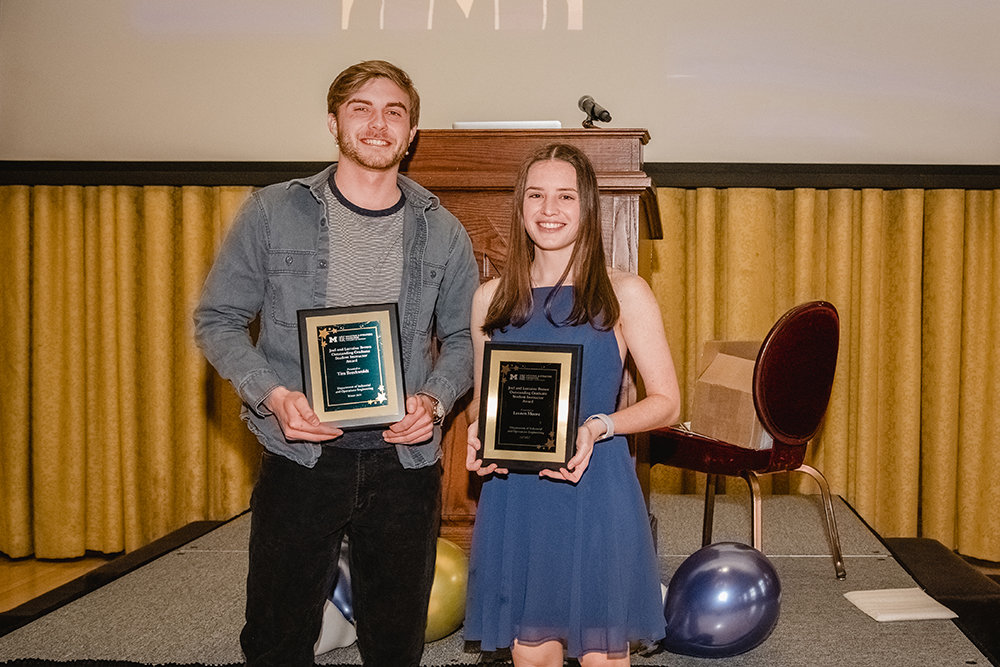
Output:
[193,164,478,469]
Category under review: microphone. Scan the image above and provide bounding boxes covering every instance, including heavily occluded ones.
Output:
[578,95,612,125]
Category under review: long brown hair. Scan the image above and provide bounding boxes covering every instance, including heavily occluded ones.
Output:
[482,143,620,334]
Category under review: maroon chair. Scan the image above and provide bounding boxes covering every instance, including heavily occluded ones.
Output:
[649,301,846,579]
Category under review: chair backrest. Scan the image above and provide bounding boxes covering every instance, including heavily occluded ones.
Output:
[752,301,840,446]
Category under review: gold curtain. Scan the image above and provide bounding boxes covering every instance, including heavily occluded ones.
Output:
[644,187,1000,562]
[0,185,259,559]
[3,182,998,563]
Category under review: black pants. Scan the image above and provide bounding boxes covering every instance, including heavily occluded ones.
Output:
[240,446,442,667]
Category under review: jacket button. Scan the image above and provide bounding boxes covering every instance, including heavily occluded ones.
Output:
[285,256,293,265]
[319,260,328,268]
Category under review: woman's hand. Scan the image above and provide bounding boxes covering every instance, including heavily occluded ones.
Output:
[466,420,508,476]
[539,417,601,484]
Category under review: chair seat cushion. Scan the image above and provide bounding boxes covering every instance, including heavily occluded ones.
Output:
[648,426,805,476]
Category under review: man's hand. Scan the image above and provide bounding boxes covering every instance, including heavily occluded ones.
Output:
[383,395,435,445]
[264,386,343,442]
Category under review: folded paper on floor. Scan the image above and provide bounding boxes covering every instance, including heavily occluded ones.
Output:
[844,587,958,622]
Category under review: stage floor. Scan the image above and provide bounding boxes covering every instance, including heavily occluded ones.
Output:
[0,493,990,666]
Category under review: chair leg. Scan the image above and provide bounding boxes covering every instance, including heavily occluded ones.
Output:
[701,474,717,546]
[741,471,763,551]
[795,464,847,580]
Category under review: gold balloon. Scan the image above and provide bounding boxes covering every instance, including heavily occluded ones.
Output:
[424,537,469,642]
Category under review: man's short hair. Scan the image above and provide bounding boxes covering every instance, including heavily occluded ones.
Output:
[327,60,420,128]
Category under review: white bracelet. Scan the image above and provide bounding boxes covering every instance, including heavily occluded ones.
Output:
[584,413,615,441]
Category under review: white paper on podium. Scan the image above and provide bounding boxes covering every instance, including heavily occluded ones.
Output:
[844,587,958,622]
[452,120,562,129]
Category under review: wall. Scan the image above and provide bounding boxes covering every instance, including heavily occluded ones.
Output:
[2,0,999,164]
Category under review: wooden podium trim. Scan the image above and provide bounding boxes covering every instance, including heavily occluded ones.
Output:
[401,128,651,176]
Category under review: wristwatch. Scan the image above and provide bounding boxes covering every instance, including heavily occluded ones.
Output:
[419,392,445,425]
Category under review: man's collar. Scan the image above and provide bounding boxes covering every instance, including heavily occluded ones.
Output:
[288,163,438,209]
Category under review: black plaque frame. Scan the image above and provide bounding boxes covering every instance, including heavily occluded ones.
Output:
[298,303,406,429]
[477,342,582,473]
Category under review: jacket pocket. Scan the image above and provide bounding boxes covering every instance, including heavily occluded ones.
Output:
[416,260,446,334]
[266,249,316,328]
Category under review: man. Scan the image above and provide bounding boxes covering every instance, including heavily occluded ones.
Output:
[194,60,478,666]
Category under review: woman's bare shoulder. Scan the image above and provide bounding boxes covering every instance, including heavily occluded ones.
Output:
[475,277,501,302]
[609,269,653,305]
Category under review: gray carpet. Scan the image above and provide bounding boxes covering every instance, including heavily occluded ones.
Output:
[0,493,990,666]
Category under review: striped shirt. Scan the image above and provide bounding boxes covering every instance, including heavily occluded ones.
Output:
[324,179,405,308]
[323,178,405,448]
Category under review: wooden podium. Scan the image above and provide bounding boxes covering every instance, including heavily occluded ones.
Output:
[400,128,661,550]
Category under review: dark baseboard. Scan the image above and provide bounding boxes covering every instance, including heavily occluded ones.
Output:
[0,161,328,187]
[0,519,232,638]
[2,161,999,190]
[837,498,1000,666]
[884,537,1000,666]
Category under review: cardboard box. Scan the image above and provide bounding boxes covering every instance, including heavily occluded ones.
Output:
[689,340,774,450]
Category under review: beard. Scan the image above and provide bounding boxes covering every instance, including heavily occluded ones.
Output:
[336,128,409,171]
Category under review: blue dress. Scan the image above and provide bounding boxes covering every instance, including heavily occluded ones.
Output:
[464,286,665,658]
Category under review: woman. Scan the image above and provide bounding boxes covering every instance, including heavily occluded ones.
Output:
[464,144,681,666]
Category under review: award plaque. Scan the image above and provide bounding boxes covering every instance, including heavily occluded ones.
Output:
[297,303,406,429]
[477,342,582,473]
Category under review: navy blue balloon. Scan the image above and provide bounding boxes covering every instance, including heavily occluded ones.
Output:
[662,542,781,658]
[329,541,354,624]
